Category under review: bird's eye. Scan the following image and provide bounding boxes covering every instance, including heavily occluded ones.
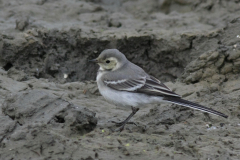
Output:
[106,60,110,63]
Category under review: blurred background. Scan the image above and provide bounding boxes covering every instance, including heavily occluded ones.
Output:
[1,0,240,83]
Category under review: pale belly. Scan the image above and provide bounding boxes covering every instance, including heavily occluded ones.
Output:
[97,72,163,108]
[99,86,162,108]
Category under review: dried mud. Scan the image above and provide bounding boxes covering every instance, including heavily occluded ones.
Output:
[0,0,240,160]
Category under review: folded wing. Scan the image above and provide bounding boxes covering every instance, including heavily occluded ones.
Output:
[103,75,180,97]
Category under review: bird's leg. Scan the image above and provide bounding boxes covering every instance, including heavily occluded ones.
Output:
[111,106,139,132]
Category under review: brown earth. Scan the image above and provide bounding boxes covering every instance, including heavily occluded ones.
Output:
[0,0,240,160]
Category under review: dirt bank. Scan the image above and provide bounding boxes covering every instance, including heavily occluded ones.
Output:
[0,0,240,160]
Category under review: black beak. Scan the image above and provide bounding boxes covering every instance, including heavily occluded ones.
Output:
[88,58,98,63]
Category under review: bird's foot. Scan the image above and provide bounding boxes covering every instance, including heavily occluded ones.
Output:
[110,106,139,132]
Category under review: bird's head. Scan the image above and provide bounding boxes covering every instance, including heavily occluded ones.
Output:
[89,49,127,71]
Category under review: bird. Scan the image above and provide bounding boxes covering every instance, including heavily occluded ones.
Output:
[90,49,228,132]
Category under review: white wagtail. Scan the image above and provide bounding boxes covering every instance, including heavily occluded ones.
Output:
[90,49,228,131]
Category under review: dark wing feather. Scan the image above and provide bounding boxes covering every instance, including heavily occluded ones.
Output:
[103,75,180,97]
[137,76,181,97]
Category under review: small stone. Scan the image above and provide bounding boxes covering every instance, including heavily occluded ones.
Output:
[207,51,219,61]
[199,52,209,60]
[202,68,217,79]
[227,50,240,60]
[210,83,219,92]
[214,56,225,67]
[15,17,29,31]
[221,63,233,74]
[186,70,203,83]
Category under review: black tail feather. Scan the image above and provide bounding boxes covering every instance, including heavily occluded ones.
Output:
[163,97,228,118]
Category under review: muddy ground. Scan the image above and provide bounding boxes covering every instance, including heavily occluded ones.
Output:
[0,0,240,160]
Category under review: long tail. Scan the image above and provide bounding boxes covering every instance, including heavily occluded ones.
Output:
[163,97,228,118]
